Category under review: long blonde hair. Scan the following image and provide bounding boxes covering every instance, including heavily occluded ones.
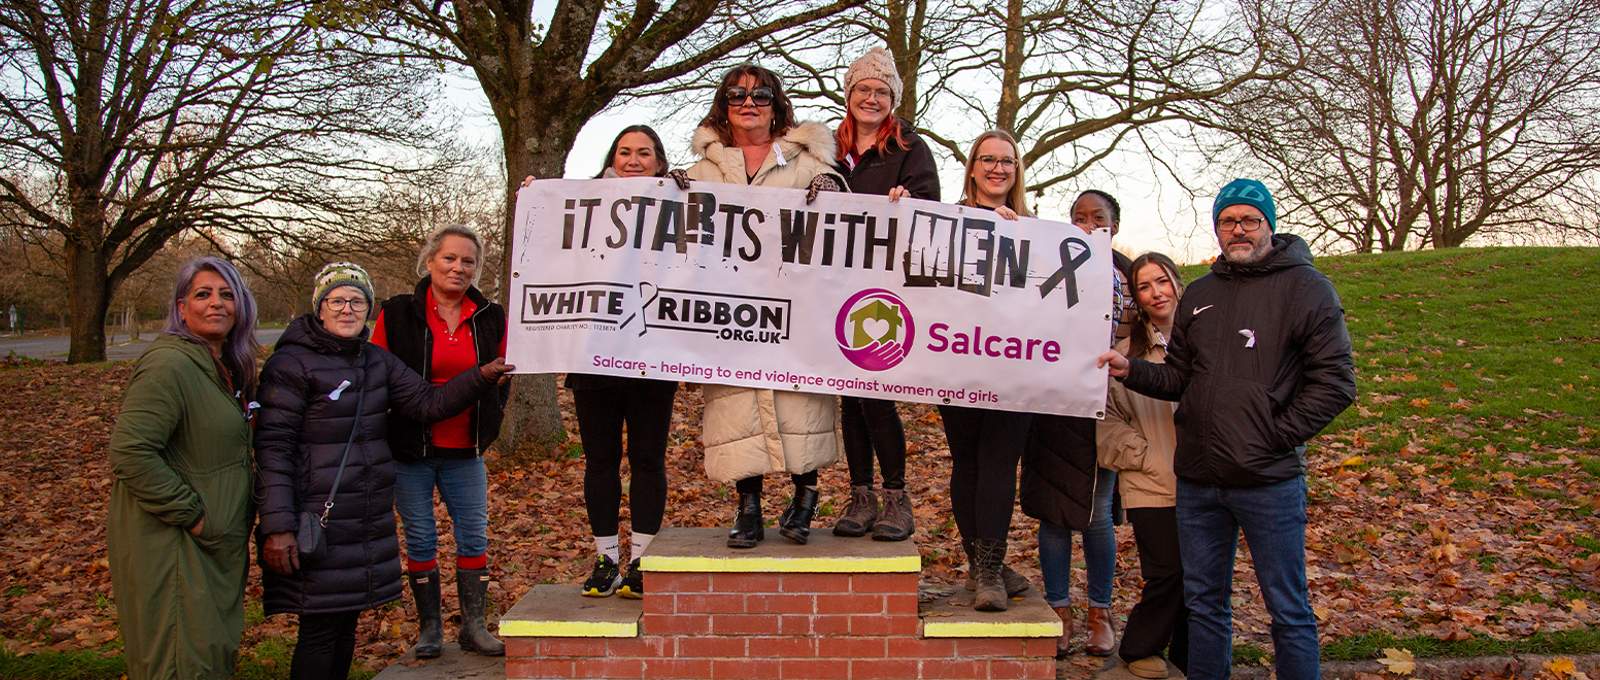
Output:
[958,130,1030,217]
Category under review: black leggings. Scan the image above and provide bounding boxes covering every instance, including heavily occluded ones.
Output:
[574,379,678,536]
[939,405,1033,543]
[840,396,906,490]
[735,470,818,495]
[1120,507,1189,673]
[290,610,360,680]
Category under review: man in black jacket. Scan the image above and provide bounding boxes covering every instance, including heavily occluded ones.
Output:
[1100,179,1355,680]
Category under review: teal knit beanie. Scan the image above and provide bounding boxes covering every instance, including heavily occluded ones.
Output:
[1212,178,1277,232]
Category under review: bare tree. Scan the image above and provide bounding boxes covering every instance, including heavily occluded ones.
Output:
[359,0,865,460]
[0,0,458,362]
[1212,0,1600,251]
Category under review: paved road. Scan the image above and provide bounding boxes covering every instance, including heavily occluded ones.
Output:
[0,328,287,362]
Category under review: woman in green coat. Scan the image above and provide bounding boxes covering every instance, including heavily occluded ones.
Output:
[108,257,260,680]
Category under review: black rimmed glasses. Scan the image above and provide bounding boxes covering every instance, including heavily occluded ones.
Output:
[977,155,1018,172]
[322,297,370,312]
[725,86,775,107]
[1216,217,1268,233]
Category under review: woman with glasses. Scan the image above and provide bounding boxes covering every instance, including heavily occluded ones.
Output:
[828,47,939,543]
[939,130,1035,611]
[370,225,511,657]
[685,63,846,549]
[255,263,511,679]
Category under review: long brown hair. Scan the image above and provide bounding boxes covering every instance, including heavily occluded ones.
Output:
[595,125,669,178]
[698,64,797,147]
[957,130,1031,217]
[1127,251,1186,359]
[835,114,907,162]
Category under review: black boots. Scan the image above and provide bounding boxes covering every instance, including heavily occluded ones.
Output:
[727,492,764,548]
[456,568,504,656]
[406,568,443,659]
[778,486,821,545]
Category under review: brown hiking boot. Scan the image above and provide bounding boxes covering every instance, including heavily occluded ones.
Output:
[832,486,878,537]
[871,488,914,541]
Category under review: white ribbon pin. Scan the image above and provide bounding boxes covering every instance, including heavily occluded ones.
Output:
[329,379,352,400]
[773,142,787,166]
[1239,329,1256,348]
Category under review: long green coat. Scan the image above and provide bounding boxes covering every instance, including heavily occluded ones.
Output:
[107,334,253,680]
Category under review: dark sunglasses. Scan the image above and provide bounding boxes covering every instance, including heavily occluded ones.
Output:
[724,86,775,107]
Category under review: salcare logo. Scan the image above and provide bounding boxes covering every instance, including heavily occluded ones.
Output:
[835,289,915,371]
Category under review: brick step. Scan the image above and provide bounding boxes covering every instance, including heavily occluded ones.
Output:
[502,527,1058,680]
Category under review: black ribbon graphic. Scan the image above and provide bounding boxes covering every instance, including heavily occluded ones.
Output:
[1038,237,1091,308]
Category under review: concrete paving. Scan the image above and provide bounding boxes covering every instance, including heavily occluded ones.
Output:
[0,327,285,362]
[371,644,501,680]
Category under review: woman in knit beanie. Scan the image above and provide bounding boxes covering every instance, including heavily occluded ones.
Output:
[828,47,942,544]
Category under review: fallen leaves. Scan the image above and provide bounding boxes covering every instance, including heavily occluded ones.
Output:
[1380,647,1417,675]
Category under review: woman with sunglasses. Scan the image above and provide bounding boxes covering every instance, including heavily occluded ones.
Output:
[685,63,847,549]
[827,48,939,543]
[940,130,1036,611]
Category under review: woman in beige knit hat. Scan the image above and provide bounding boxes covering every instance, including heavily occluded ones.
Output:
[828,47,942,544]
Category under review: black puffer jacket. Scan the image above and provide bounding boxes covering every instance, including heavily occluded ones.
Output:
[254,315,495,615]
[835,119,941,201]
[1019,415,1101,531]
[1123,234,1356,488]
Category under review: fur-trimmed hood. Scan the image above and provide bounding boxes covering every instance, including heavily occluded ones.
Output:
[690,120,836,161]
[686,121,839,190]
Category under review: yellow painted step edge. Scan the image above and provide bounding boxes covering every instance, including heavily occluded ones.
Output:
[642,554,921,573]
[921,620,1063,638]
[498,620,637,638]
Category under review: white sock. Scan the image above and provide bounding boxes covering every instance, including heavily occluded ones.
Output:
[594,535,620,564]
[631,532,656,559]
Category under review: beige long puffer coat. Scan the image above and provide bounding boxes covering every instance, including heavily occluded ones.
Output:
[1097,330,1178,508]
[687,120,844,484]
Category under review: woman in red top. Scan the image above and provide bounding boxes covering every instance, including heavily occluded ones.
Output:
[370,224,509,658]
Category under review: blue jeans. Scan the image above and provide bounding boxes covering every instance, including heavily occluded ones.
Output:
[394,458,489,562]
[1038,466,1117,608]
[1177,476,1318,680]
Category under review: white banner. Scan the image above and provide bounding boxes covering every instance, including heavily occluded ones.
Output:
[506,178,1114,417]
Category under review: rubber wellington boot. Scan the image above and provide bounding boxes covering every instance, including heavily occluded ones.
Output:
[406,568,443,659]
[456,568,504,656]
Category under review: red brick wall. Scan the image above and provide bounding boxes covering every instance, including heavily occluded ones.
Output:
[505,571,1056,680]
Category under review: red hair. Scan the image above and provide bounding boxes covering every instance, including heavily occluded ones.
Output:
[835,115,908,162]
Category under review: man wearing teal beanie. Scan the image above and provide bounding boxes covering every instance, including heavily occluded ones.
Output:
[1099,178,1355,680]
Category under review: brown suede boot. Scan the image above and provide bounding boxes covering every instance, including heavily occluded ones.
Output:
[1085,605,1116,656]
[871,488,913,541]
[1052,606,1076,658]
[832,486,878,537]
[972,538,1009,612]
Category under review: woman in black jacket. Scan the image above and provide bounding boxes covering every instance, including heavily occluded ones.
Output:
[830,47,940,542]
[371,224,510,657]
[254,263,511,680]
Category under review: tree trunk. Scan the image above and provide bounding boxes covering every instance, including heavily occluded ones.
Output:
[66,240,111,364]
[485,78,595,465]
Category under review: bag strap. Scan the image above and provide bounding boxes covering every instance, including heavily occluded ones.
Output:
[319,348,368,526]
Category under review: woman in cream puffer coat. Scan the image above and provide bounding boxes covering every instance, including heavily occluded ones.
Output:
[685,63,846,549]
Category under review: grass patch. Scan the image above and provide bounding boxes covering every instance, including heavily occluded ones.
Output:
[1233,642,1271,666]
[0,649,125,680]
[1321,629,1600,661]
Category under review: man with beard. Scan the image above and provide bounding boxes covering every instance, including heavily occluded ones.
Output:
[1099,179,1355,680]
